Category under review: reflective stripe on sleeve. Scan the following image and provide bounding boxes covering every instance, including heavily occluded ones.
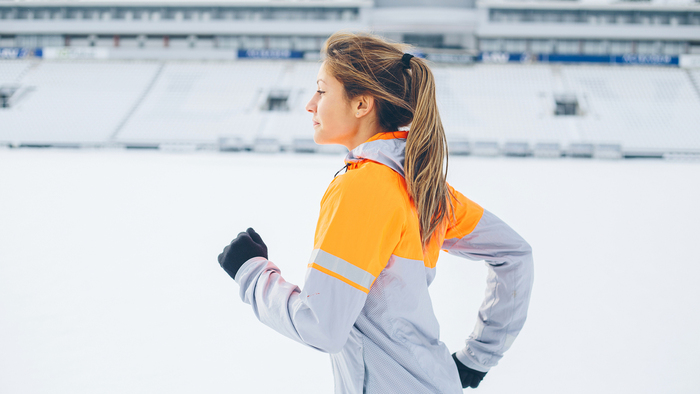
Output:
[308,249,375,294]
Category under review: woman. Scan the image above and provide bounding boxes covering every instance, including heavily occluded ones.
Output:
[218,32,534,393]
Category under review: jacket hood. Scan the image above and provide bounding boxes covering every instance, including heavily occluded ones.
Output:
[345,131,407,178]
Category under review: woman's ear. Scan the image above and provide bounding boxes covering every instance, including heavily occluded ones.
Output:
[353,95,375,118]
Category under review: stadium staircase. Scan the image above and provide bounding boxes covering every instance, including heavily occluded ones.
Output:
[688,69,700,102]
[110,62,165,145]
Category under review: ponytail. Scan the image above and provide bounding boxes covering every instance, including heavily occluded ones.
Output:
[404,57,452,246]
[323,32,453,247]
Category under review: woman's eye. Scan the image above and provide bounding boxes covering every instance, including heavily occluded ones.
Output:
[316,90,325,95]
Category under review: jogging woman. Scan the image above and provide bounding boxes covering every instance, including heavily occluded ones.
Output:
[218,32,534,393]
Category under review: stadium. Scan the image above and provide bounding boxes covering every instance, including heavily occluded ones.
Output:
[1,0,699,157]
[1,1,700,393]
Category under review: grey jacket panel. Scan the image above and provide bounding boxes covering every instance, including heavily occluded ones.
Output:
[443,209,535,372]
[330,330,365,394]
[235,257,368,354]
[237,254,463,394]
[347,255,462,394]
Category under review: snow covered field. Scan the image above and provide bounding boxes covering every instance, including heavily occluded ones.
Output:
[1,149,699,393]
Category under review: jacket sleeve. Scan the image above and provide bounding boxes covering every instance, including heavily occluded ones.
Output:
[234,171,403,354]
[443,186,534,372]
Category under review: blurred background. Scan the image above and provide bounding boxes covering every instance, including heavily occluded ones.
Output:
[1,1,700,393]
[0,0,699,155]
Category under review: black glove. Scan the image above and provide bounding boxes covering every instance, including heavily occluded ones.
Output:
[218,228,268,280]
[452,353,487,389]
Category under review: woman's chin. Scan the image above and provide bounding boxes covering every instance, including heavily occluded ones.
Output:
[313,131,329,145]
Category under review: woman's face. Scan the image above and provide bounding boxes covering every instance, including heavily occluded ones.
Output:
[305,62,358,148]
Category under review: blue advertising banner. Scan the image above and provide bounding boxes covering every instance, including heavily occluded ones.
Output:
[539,54,610,64]
[476,52,679,66]
[614,54,679,66]
[538,53,679,66]
[237,49,304,59]
[0,47,42,59]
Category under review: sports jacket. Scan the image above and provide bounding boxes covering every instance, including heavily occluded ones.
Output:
[235,131,534,393]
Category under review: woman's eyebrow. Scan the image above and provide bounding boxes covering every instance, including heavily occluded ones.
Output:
[317,79,325,84]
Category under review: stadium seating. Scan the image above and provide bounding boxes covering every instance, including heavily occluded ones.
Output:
[254,61,319,147]
[0,60,32,84]
[115,61,285,146]
[1,59,699,157]
[434,64,568,150]
[562,66,700,155]
[0,61,161,145]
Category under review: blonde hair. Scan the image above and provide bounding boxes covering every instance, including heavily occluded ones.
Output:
[322,32,452,247]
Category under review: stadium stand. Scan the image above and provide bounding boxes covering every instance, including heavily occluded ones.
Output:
[435,64,575,151]
[114,61,285,147]
[1,59,699,157]
[0,60,33,110]
[0,60,32,84]
[257,62,323,150]
[2,0,699,158]
[113,60,348,153]
[562,66,700,156]
[0,61,161,145]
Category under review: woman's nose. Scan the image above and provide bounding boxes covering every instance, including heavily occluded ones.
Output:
[305,96,316,113]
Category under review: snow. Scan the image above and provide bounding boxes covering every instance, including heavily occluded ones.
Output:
[1,149,699,393]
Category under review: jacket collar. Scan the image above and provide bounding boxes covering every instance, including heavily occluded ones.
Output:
[345,131,407,178]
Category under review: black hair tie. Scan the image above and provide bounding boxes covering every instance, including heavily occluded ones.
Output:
[401,53,414,69]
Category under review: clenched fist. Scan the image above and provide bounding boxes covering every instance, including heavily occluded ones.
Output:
[218,228,268,280]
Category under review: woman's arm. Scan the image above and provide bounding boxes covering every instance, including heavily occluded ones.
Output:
[443,187,535,373]
[228,170,403,354]
[234,255,368,353]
